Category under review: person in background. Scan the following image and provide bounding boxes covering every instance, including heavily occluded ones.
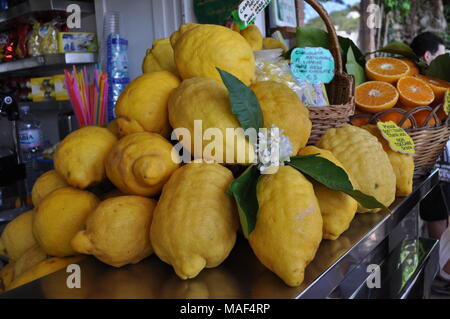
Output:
[410,32,447,64]
[412,32,450,292]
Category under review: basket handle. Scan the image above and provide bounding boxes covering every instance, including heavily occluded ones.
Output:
[371,108,418,127]
[405,105,441,128]
[303,0,343,74]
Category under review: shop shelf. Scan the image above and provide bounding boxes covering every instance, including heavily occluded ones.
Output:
[18,100,71,112]
[0,53,97,74]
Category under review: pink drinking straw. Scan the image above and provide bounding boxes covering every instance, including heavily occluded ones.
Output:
[64,71,81,125]
[64,75,83,126]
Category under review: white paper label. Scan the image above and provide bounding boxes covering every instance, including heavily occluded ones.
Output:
[238,0,272,26]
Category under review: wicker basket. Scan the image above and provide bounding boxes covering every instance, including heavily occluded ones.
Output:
[350,105,450,178]
[304,0,355,145]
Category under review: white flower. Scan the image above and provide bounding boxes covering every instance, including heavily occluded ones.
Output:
[255,125,293,174]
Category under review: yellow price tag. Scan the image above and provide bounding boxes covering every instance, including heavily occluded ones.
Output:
[444,89,450,116]
[377,121,415,154]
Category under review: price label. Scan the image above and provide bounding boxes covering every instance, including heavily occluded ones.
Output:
[231,0,272,29]
[290,47,335,84]
[377,121,415,154]
[444,89,450,116]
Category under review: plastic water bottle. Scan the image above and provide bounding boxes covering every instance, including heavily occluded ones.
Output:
[18,106,43,180]
[104,12,130,122]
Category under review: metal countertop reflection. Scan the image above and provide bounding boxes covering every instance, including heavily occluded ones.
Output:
[0,170,440,299]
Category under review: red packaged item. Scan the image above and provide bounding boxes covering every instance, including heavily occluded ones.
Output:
[4,30,18,62]
[16,24,30,59]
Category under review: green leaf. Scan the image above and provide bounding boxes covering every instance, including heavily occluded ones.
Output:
[424,53,450,82]
[346,45,366,86]
[371,41,419,61]
[288,156,388,211]
[289,156,353,191]
[338,36,366,67]
[343,190,390,211]
[296,27,330,50]
[217,68,264,131]
[348,40,366,67]
[296,27,366,69]
[227,165,260,238]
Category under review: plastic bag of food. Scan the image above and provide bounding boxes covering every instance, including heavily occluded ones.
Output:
[39,22,58,54]
[16,24,30,59]
[254,49,329,107]
[28,24,41,56]
[254,49,300,90]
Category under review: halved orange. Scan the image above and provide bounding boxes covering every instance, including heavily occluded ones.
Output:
[365,57,410,84]
[397,76,435,108]
[398,58,420,76]
[415,75,450,101]
[355,81,399,113]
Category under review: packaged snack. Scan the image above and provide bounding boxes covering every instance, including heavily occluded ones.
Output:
[58,32,98,53]
[28,24,42,56]
[39,22,58,54]
[50,74,69,100]
[4,29,17,62]
[255,49,300,91]
[27,77,54,102]
[16,24,31,59]
[293,81,330,107]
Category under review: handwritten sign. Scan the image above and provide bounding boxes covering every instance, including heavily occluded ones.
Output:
[444,89,450,116]
[377,121,415,154]
[290,47,335,84]
[231,0,272,29]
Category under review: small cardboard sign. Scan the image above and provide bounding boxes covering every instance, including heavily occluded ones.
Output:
[444,89,450,116]
[377,121,415,155]
[290,47,335,84]
[231,0,272,29]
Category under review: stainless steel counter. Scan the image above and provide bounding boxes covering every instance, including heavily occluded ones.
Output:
[0,170,441,299]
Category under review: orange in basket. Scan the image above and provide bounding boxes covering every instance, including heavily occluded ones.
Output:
[379,112,412,128]
[397,76,435,108]
[365,57,410,84]
[351,111,412,128]
[400,104,439,127]
[351,117,370,127]
[413,110,439,127]
[415,75,450,101]
[398,58,420,76]
[355,81,399,113]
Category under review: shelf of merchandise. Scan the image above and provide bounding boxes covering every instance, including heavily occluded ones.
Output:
[0,0,95,30]
[18,100,71,112]
[0,53,97,74]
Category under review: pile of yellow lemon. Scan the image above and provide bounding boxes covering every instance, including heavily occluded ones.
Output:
[0,23,415,292]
